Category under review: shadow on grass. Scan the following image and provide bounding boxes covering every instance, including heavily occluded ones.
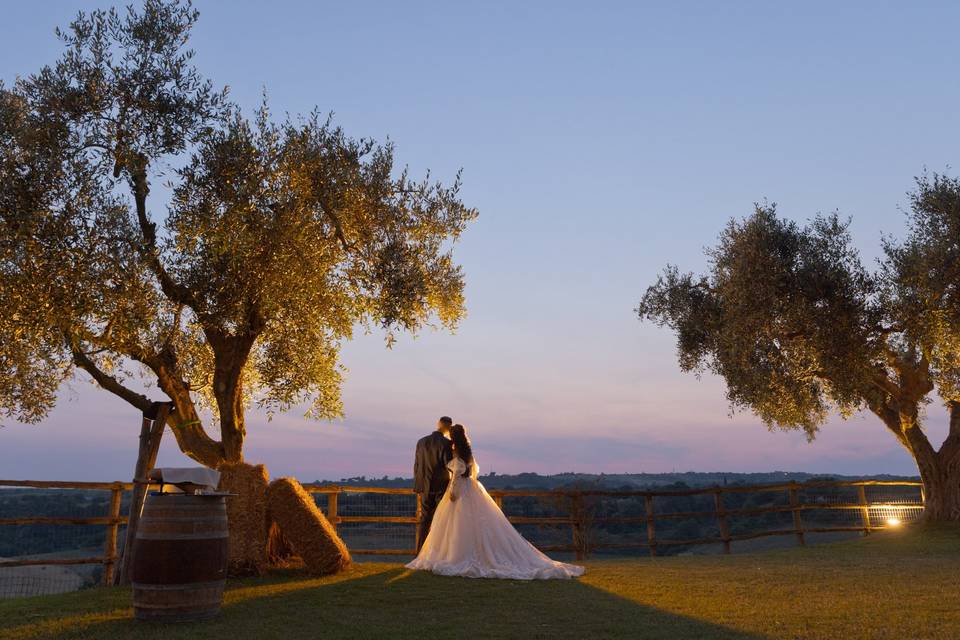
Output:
[3,564,768,640]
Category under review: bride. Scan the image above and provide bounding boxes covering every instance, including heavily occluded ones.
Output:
[406,424,584,580]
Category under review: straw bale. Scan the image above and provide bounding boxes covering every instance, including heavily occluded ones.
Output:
[267,478,351,575]
[218,462,270,576]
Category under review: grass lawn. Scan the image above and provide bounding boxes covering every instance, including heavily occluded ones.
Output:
[2,524,957,640]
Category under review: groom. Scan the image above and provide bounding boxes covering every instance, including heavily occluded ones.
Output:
[413,416,454,551]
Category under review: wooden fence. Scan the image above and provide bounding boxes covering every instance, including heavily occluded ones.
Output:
[0,478,924,582]
[0,480,131,583]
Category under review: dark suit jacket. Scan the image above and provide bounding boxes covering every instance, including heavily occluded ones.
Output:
[413,431,453,495]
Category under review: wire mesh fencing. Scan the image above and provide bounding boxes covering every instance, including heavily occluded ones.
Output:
[332,490,418,555]
[0,483,129,599]
[0,567,94,599]
[0,478,927,598]
[300,480,923,561]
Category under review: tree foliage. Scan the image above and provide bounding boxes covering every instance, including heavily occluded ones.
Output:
[0,0,476,466]
[640,207,878,437]
[639,179,960,519]
[882,174,960,403]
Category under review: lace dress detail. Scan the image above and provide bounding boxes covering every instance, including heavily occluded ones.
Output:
[406,457,584,580]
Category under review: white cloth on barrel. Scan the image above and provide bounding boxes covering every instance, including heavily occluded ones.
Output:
[153,467,221,491]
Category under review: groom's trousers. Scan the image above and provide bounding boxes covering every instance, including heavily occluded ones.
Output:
[417,491,443,552]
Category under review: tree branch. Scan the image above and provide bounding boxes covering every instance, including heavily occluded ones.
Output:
[950,401,960,438]
[868,370,902,398]
[317,196,352,252]
[128,155,204,313]
[71,347,153,413]
[938,401,960,462]
[862,393,910,451]
[119,341,226,468]
[777,330,806,341]
[901,414,937,462]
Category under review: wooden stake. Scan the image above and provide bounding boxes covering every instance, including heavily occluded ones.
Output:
[714,489,731,554]
[327,492,339,532]
[789,483,805,547]
[114,402,170,585]
[857,485,871,535]
[414,493,423,551]
[571,493,587,561]
[645,495,657,557]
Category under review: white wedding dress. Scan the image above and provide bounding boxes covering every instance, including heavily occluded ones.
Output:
[406,457,585,580]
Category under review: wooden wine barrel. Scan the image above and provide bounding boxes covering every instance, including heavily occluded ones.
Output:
[131,494,229,622]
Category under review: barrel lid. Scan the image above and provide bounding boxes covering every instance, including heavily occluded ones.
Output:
[148,491,237,497]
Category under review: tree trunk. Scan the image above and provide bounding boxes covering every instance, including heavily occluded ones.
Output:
[912,402,960,522]
[220,383,246,464]
[918,463,960,521]
[870,397,960,523]
[208,331,255,464]
[125,154,254,470]
[901,404,960,523]
[153,363,225,468]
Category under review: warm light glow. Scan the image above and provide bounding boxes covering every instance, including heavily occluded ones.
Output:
[886,517,901,527]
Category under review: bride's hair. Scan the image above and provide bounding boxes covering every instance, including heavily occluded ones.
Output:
[449,424,473,478]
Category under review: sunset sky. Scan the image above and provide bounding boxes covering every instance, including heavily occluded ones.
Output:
[3,1,959,481]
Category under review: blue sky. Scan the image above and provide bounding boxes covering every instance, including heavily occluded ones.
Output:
[2,1,959,481]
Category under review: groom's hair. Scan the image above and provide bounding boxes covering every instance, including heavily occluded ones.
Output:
[439,416,453,427]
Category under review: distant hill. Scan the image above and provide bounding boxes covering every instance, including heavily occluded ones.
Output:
[313,470,920,490]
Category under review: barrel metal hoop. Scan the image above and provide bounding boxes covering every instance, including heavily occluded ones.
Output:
[132,579,226,592]
[136,531,229,540]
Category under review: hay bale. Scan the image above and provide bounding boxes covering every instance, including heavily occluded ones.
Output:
[266,520,296,564]
[217,462,270,576]
[267,478,351,575]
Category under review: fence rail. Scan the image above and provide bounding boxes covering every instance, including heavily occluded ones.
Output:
[0,478,925,580]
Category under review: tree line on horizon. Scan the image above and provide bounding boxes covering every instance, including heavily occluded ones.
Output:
[321,469,919,489]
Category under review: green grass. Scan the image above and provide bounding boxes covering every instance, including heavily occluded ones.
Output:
[2,525,958,639]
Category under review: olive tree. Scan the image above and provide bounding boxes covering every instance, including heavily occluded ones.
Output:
[0,0,476,467]
[638,177,960,521]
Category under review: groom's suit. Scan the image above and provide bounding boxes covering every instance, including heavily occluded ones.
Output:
[414,430,453,551]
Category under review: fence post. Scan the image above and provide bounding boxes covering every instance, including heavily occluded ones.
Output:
[857,485,871,535]
[571,493,587,561]
[789,483,805,547]
[644,494,657,557]
[102,482,123,585]
[415,493,423,550]
[328,491,339,533]
[714,489,731,554]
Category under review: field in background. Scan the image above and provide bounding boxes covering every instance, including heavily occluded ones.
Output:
[1,525,958,639]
